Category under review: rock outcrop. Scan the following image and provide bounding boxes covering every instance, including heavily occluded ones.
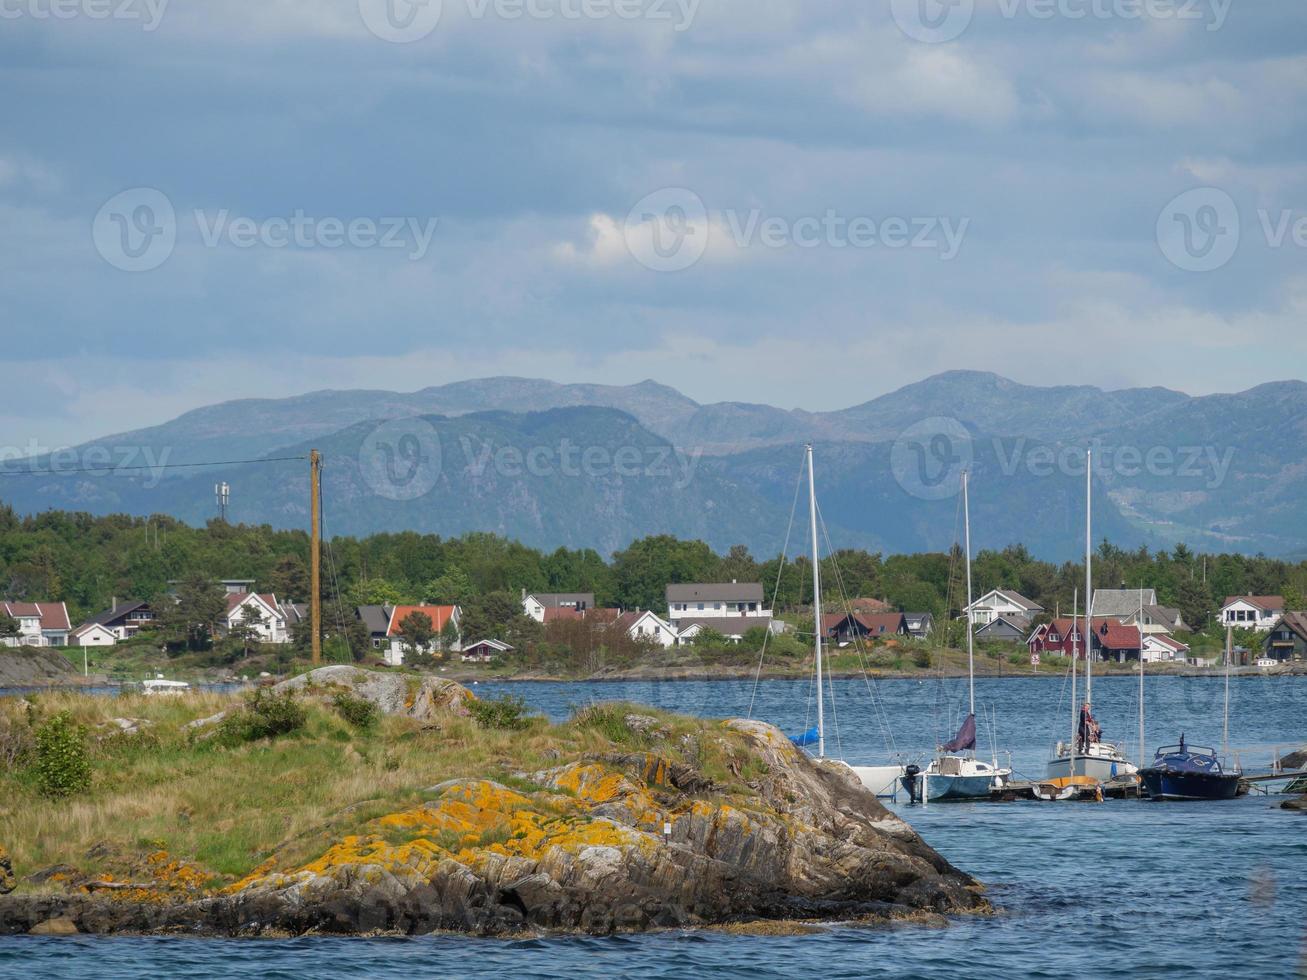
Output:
[0,680,982,937]
[273,665,473,722]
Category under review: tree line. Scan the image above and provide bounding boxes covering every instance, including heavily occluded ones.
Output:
[2,505,1304,644]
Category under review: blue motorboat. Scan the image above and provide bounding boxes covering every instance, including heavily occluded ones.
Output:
[1139,735,1242,801]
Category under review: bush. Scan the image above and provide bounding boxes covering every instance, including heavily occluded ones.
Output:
[331,691,380,731]
[467,694,533,731]
[912,649,932,669]
[35,712,91,798]
[218,688,307,745]
[0,713,35,770]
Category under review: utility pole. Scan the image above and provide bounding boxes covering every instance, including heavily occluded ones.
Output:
[310,450,322,666]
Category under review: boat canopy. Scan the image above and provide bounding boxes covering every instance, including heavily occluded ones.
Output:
[942,713,976,753]
[788,727,820,748]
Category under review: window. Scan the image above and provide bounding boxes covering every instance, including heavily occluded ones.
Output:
[697,603,704,611]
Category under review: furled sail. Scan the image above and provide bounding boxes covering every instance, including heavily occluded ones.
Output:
[942,713,976,752]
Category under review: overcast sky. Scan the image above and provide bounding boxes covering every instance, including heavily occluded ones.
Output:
[3,0,1305,449]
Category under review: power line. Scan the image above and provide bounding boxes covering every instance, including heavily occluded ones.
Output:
[0,455,309,477]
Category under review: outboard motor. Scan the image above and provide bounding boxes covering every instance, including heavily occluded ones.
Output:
[903,764,923,804]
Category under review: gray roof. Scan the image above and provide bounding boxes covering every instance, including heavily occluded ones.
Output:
[677,616,771,636]
[357,605,392,636]
[529,593,595,608]
[666,582,764,603]
[81,600,151,628]
[1092,589,1158,617]
[976,614,1033,637]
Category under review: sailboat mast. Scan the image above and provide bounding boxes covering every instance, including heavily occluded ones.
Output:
[1084,448,1093,708]
[807,445,825,759]
[1223,625,1232,759]
[963,470,975,719]
[1070,588,1078,777]
[1138,587,1145,768]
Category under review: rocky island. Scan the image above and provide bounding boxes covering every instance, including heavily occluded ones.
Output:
[0,667,983,937]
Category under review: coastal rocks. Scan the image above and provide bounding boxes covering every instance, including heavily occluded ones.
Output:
[0,712,983,938]
[0,846,14,895]
[1281,794,1307,811]
[28,916,78,936]
[274,666,473,722]
[1277,748,1307,770]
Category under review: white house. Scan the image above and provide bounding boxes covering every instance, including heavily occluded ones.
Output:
[616,610,678,648]
[1220,595,1285,633]
[1142,633,1190,663]
[522,592,595,623]
[70,622,119,647]
[665,583,771,624]
[0,602,71,647]
[963,589,1043,627]
[384,604,461,666]
[222,592,289,645]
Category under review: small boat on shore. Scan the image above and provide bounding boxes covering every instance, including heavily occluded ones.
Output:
[142,677,191,695]
[1140,736,1241,801]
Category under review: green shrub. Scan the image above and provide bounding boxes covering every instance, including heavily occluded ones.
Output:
[570,703,634,742]
[912,649,932,669]
[1007,652,1028,666]
[331,691,380,731]
[467,694,533,731]
[218,688,307,745]
[34,712,91,798]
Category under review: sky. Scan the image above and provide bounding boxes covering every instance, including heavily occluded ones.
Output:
[3,0,1306,451]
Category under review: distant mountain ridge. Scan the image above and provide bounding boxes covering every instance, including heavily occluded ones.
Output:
[2,371,1304,560]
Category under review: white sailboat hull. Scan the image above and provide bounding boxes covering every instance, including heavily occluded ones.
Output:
[849,764,907,798]
[1046,748,1138,783]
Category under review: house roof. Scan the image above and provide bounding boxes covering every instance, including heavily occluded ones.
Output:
[1,602,71,631]
[1146,633,1190,653]
[976,614,1032,634]
[281,602,309,624]
[1094,619,1142,650]
[1269,612,1307,643]
[822,612,905,635]
[1091,589,1158,617]
[70,622,117,639]
[527,592,595,608]
[677,616,770,636]
[541,607,585,624]
[81,600,150,629]
[387,605,458,636]
[666,582,764,603]
[1223,595,1285,611]
[226,592,280,618]
[464,638,513,652]
[966,589,1042,612]
[356,605,392,636]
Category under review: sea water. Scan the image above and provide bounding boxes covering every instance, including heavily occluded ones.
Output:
[5,675,1305,978]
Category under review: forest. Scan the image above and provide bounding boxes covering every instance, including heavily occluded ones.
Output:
[2,505,1304,645]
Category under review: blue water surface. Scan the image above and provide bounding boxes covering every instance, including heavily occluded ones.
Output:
[5,675,1305,979]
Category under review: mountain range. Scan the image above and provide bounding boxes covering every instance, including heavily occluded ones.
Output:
[2,371,1304,561]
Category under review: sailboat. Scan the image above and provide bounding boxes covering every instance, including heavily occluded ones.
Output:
[900,470,1011,803]
[1140,627,1243,800]
[790,445,906,798]
[1046,449,1138,785]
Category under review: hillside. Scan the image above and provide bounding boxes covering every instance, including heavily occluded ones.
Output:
[1,372,1304,559]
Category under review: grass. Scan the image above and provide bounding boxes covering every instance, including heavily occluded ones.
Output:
[0,689,754,891]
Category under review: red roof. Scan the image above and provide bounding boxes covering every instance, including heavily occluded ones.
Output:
[226,593,279,615]
[1223,595,1284,611]
[2,602,70,631]
[541,607,584,624]
[1094,619,1141,650]
[387,605,457,636]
